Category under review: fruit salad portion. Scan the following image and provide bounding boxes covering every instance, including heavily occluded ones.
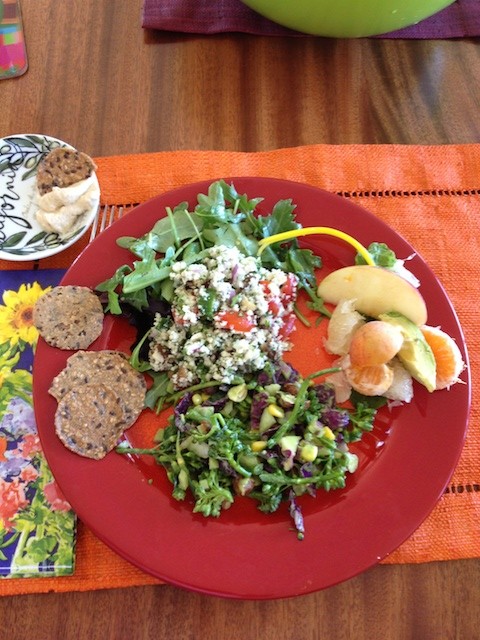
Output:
[317,264,465,404]
[259,230,465,405]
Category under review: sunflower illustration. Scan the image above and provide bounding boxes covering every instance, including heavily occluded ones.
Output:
[0,282,51,350]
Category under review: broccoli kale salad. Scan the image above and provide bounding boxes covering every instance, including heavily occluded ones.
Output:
[96,180,384,539]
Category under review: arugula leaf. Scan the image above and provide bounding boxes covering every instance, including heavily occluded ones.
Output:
[194,180,264,226]
[144,371,174,411]
[285,247,321,289]
[129,330,153,372]
[202,225,259,256]
[255,199,300,238]
[121,287,149,312]
[150,206,205,253]
[96,264,132,314]
[122,247,173,294]
[218,180,263,215]
[195,181,235,224]
[117,231,168,257]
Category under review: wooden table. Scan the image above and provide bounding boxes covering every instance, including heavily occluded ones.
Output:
[1,2,479,639]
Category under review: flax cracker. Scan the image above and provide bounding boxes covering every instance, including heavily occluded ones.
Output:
[55,383,125,459]
[36,147,97,195]
[50,350,147,427]
[33,285,104,350]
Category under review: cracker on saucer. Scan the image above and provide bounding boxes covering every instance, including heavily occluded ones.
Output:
[36,147,97,195]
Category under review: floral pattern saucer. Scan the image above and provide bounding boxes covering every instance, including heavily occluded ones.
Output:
[0,134,99,261]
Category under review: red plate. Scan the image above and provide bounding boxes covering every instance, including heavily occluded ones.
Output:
[33,178,470,599]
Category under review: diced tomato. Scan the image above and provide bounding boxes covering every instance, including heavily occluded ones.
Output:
[172,309,186,325]
[259,280,271,295]
[262,274,297,311]
[216,311,255,332]
[261,280,283,314]
[268,299,282,315]
[281,273,297,303]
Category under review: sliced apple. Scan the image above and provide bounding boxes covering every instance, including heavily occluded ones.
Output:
[317,265,427,326]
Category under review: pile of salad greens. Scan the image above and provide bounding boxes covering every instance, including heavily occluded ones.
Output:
[119,361,377,540]
[96,180,328,412]
[97,180,326,321]
[96,180,382,539]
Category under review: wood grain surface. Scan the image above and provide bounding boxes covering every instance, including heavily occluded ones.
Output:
[1,560,480,640]
[1,2,479,639]
[2,1,480,156]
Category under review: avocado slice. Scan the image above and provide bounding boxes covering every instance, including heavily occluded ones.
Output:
[378,311,436,392]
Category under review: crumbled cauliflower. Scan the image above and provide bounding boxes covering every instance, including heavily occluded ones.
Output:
[148,246,297,390]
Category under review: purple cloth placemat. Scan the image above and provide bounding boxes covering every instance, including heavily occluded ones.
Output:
[141,0,479,39]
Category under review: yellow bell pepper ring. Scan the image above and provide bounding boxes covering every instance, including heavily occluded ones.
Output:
[257,226,375,266]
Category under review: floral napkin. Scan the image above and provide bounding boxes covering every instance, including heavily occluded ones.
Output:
[141,0,480,39]
[0,269,75,578]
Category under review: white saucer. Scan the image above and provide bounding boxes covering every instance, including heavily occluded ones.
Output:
[0,134,100,261]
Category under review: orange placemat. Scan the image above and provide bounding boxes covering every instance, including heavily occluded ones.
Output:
[1,144,478,595]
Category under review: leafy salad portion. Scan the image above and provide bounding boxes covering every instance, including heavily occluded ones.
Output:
[98,180,326,325]
[94,179,463,539]
[97,180,329,412]
[122,362,376,540]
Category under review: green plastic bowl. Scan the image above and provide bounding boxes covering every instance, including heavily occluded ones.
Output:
[240,0,455,38]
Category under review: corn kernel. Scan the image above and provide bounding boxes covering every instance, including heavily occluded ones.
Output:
[267,404,284,418]
[251,441,267,452]
[299,443,319,462]
[321,426,335,441]
[191,393,204,405]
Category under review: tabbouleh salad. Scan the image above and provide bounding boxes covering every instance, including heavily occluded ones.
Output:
[148,245,297,389]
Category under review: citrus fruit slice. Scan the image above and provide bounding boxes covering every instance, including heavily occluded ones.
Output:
[420,325,465,390]
[344,362,394,396]
[349,320,404,367]
[384,359,414,403]
[324,299,365,355]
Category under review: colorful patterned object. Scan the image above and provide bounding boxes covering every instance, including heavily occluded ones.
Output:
[0,269,76,578]
[0,134,100,261]
[0,0,27,79]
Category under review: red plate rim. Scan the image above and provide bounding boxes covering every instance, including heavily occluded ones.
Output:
[33,177,471,599]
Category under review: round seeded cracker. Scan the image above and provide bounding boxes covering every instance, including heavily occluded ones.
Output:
[36,147,97,195]
[33,285,104,350]
[55,383,126,459]
[49,349,146,427]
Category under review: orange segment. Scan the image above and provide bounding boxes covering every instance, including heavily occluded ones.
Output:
[420,326,465,390]
[344,362,394,396]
